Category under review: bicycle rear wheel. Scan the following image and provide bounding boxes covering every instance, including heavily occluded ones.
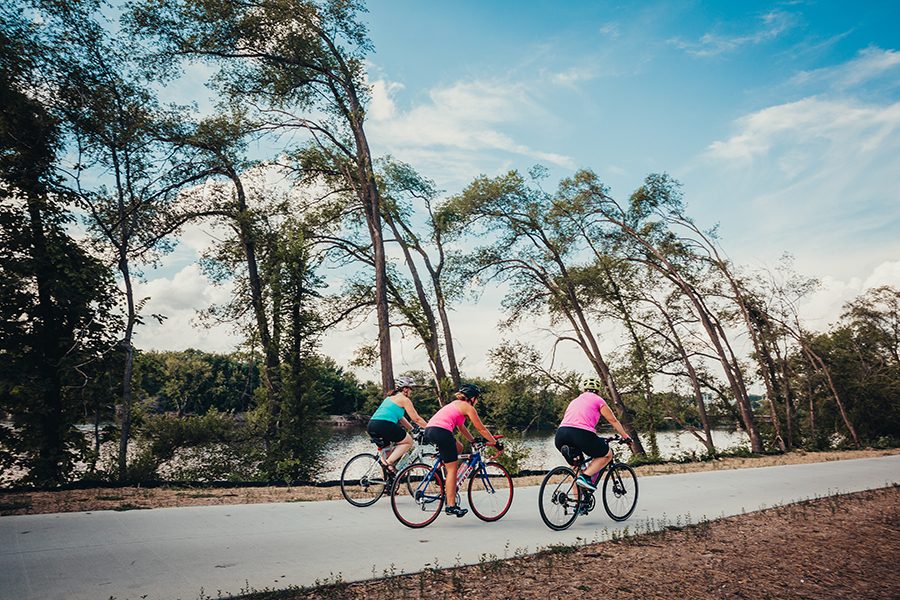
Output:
[538,466,580,531]
[391,464,445,528]
[340,453,387,507]
[468,462,513,522]
[602,463,638,521]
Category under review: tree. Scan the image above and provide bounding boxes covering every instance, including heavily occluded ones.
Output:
[556,170,765,453]
[128,0,398,393]
[442,168,645,452]
[0,15,118,484]
[13,0,206,479]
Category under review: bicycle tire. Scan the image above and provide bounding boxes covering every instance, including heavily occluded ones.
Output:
[468,462,513,522]
[340,453,387,507]
[602,463,638,521]
[391,463,445,528]
[538,466,580,531]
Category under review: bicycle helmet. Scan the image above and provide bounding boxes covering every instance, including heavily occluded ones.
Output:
[458,383,482,402]
[582,376,603,392]
[395,376,416,390]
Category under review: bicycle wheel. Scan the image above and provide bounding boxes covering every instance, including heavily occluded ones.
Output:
[538,466,580,531]
[602,463,638,521]
[391,463,445,528]
[468,462,513,522]
[340,453,387,507]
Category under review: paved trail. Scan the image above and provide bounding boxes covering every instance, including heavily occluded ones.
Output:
[2,455,898,600]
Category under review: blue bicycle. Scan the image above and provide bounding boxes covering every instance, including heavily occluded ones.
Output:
[390,435,513,528]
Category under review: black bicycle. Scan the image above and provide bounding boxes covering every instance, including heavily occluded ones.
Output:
[538,435,638,530]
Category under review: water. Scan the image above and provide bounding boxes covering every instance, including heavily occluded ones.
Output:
[321,427,750,481]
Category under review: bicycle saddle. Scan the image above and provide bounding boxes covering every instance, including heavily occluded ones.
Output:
[369,436,390,449]
[560,445,584,466]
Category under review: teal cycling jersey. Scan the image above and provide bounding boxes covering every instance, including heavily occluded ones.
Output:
[371,397,406,423]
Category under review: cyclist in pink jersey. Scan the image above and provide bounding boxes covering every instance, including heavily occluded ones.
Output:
[424,383,501,518]
[555,377,633,491]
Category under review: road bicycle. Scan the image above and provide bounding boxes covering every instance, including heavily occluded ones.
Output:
[390,435,513,528]
[340,427,437,507]
[538,435,638,531]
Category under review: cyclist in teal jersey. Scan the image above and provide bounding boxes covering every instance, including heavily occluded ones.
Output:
[367,377,428,474]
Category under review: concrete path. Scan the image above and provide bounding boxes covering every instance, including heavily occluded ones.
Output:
[1,455,897,600]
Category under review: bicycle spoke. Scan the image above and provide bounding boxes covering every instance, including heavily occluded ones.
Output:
[602,463,638,521]
[468,462,513,522]
[391,464,444,528]
[538,466,580,531]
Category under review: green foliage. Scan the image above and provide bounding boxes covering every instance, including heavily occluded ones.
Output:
[0,47,119,485]
[802,287,900,445]
[257,359,328,482]
[312,356,367,415]
[489,430,531,475]
[135,350,257,414]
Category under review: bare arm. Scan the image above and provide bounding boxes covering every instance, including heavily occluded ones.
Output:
[600,404,629,440]
[460,403,496,445]
[394,395,428,428]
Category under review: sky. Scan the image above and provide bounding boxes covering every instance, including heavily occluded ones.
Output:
[132,0,900,384]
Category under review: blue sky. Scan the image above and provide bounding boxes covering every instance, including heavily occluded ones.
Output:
[135,0,900,382]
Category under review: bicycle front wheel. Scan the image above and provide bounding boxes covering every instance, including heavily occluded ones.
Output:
[391,464,445,528]
[602,463,638,521]
[340,453,387,507]
[538,466,580,531]
[468,462,513,522]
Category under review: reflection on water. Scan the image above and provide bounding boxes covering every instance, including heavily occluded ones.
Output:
[321,426,750,481]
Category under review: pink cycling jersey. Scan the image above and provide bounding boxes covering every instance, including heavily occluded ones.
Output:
[427,401,466,431]
[558,391,608,431]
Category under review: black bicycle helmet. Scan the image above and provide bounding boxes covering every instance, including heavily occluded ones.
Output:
[458,383,482,402]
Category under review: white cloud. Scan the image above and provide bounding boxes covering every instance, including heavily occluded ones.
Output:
[367,77,576,173]
[792,47,900,90]
[131,265,238,353]
[705,97,900,167]
[668,9,797,57]
[800,259,900,331]
[368,78,404,121]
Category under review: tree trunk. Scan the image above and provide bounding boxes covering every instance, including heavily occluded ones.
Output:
[117,250,136,481]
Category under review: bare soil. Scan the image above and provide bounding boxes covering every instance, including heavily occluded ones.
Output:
[2,448,898,600]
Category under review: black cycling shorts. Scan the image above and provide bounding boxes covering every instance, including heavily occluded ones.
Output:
[555,426,610,459]
[367,419,406,444]
[424,426,459,464]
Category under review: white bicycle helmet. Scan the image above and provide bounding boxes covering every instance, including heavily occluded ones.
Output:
[395,376,416,390]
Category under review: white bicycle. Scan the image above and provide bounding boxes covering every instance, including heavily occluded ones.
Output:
[340,427,437,507]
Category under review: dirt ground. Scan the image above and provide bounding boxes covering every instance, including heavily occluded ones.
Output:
[2,448,899,600]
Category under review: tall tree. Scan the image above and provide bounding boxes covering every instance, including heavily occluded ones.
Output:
[128,0,397,393]
[443,168,645,452]
[557,170,765,453]
[0,14,118,484]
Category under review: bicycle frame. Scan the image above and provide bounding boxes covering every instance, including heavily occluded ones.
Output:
[538,435,638,530]
[406,444,491,504]
[371,429,437,470]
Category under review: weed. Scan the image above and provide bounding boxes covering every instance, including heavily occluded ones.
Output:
[0,500,32,515]
[113,503,150,511]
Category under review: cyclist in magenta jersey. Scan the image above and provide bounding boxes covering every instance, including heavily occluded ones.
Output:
[555,377,633,491]
[424,384,501,518]
[367,376,429,474]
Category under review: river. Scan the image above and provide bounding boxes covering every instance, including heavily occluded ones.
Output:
[320,427,750,481]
